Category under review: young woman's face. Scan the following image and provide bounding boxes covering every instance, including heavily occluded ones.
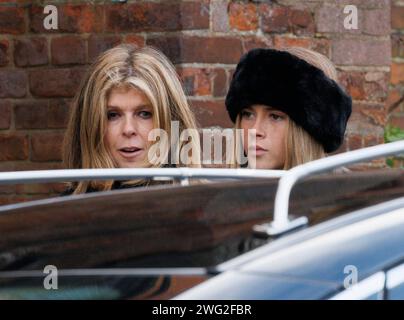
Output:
[240,104,288,169]
[105,86,154,168]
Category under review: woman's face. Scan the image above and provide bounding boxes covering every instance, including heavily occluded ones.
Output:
[105,86,154,168]
[240,104,288,169]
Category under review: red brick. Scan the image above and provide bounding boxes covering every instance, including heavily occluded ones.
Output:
[273,36,330,57]
[0,70,27,98]
[316,4,369,35]
[316,5,390,36]
[14,37,48,67]
[390,115,404,129]
[51,36,86,65]
[260,5,289,33]
[29,68,86,98]
[332,39,391,66]
[0,40,9,66]
[391,63,404,85]
[392,34,404,59]
[289,9,315,35]
[0,134,29,160]
[347,103,385,136]
[261,5,314,35]
[0,7,25,34]
[0,100,11,129]
[105,2,209,33]
[211,0,229,32]
[30,5,104,33]
[185,37,242,63]
[229,3,258,31]
[348,134,363,150]
[88,35,121,62]
[189,99,232,128]
[213,69,227,97]
[146,37,181,64]
[359,106,387,127]
[386,89,403,113]
[364,72,389,102]
[177,68,212,96]
[31,132,64,162]
[242,36,273,53]
[274,36,311,49]
[363,9,390,36]
[123,35,145,48]
[338,71,388,102]
[350,102,387,130]
[363,135,384,148]
[48,99,71,129]
[392,6,404,29]
[315,4,344,34]
[180,0,210,30]
[15,101,48,129]
[148,36,243,64]
[336,0,389,7]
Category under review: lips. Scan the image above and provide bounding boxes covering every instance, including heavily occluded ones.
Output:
[249,145,268,156]
[119,147,141,153]
[118,146,143,159]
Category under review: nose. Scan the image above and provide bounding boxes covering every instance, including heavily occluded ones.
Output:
[252,115,266,139]
[122,115,137,137]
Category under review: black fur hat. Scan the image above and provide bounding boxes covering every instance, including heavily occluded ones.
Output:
[225,48,352,153]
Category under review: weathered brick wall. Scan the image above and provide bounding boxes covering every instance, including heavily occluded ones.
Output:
[390,0,404,129]
[0,0,397,203]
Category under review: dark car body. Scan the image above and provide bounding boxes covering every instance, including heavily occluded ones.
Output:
[0,167,403,299]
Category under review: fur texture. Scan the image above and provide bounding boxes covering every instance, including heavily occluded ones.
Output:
[225,48,352,153]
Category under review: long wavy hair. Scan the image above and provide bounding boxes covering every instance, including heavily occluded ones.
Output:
[63,45,201,194]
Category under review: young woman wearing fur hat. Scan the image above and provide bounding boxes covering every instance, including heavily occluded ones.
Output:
[225,47,352,170]
[62,45,201,195]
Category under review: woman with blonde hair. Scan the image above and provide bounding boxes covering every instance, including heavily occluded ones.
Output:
[62,44,201,195]
[226,47,352,169]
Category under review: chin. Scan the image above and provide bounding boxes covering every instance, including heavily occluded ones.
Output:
[250,158,281,170]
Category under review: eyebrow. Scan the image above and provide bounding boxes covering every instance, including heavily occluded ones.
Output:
[107,104,152,110]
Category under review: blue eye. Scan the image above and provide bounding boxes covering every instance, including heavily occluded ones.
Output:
[138,111,152,119]
[107,111,119,120]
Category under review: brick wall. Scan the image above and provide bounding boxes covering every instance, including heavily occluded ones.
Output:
[0,0,398,204]
[390,1,404,130]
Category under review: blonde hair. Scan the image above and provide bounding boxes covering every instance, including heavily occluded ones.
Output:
[63,45,201,194]
[232,47,336,169]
